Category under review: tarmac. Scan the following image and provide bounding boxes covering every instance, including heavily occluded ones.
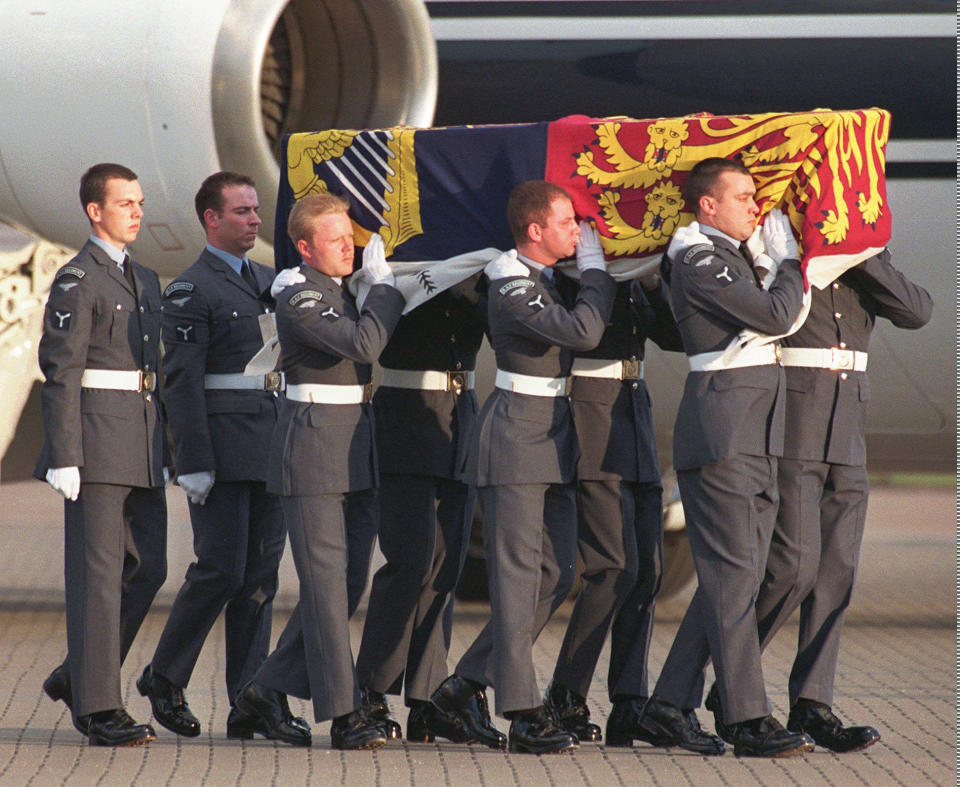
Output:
[0,479,954,786]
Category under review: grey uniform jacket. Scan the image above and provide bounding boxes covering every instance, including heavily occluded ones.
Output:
[161,249,280,481]
[560,277,683,482]
[34,240,167,487]
[266,266,405,496]
[373,288,485,480]
[466,264,616,487]
[668,235,805,471]
[781,249,932,465]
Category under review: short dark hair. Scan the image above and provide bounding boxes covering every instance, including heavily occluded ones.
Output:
[287,192,351,245]
[506,180,573,244]
[682,157,752,216]
[79,163,138,211]
[195,171,256,226]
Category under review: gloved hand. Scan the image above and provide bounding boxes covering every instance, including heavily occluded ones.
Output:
[483,249,528,280]
[178,471,215,506]
[666,221,711,258]
[270,267,306,297]
[745,223,779,284]
[575,221,606,272]
[362,234,394,286]
[762,208,800,263]
[46,467,80,501]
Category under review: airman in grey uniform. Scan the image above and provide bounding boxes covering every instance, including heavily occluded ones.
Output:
[427,181,616,754]
[723,249,931,752]
[235,193,405,750]
[137,172,288,741]
[38,163,167,746]
[638,158,811,757]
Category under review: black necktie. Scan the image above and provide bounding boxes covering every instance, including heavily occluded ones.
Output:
[121,255,135,289]
[738,242,753,264]
[241,260,257,291]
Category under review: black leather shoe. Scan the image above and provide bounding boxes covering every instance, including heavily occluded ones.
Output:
[639,697,725,755]
[606,697,669,747]
[727,714,815,757]
[227,705,311,739]
[82,708,156,746]
[704,684,734,743]
[544,681,602,743]
[360,686,401,740]
[331,709,387,750]
[508,706,579,754]
[43,665,91,735]
[136,665,200,737]
[788,700,880,753]
[406,699,472,743]
[430,675,507,750]
[235,681,311,747]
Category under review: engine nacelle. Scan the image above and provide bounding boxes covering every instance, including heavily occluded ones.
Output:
[0,0,437,277]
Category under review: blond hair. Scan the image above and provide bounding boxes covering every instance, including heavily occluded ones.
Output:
[287,193,351,245]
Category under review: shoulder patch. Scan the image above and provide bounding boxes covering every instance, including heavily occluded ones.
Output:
[55,265,86,280]
[499,278,535,296]
[289,289,322,307]
[682,244,714,265]
[163,280,195,297]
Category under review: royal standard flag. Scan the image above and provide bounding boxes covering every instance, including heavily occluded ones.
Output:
[276,108,891,290]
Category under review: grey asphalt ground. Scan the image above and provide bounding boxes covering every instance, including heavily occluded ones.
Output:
[0,480,954,786]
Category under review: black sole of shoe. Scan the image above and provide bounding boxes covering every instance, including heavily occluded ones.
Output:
[332,738,386,751]
[89,732,157,747]
[734,742,813,758]
[508,742,578,754]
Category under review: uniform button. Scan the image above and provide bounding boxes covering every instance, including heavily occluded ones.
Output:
[840,372,848,381]
[833,282,840,290]
[143,334,149,341]
[632,326,637,335]
[456,362,462,370]
[630,355,637,361]
[631,382,639,390]
[145,393,152,402]
[834,312,842,319]
[445,309,451,318]
[628,297,634,304]
[116,303,122,310]
[839,342,847,349]
[232,311,238,319]
[144,364,150,371]
[449,335,455,343]
[139,306,145,313]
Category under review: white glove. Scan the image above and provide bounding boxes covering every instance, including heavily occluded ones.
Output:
[46,467,80,501]
[575,221,606,272]
[666,221,711,258]
[762,208,799,263]
[270,267,306,297]
[362,234,394,286]
[483,249,528,280]
[178,471,215,506]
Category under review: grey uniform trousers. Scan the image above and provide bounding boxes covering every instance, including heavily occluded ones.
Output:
[357,474,474,703]
[254,489,378,722]
[553,479,664,700]
[151,481,286,700]
[456,482,577,716]
[654,455,778,724]
[755,459,869,707]
[64,483,167,717]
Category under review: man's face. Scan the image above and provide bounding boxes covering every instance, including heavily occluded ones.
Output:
[206,184,261,256]
[87,178,144,249]
[297,212,355,277]
[532,196,580,265]
[700,171,759,242]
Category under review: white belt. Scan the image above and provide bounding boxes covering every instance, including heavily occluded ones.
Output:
[781,347,868,372]
[495,369,568,397]
[80,368,156,392]
[380,367,475,393]
[571,358,644,380]
[687,344,781,372]
[286,382,372,404]
[204,372,285,392]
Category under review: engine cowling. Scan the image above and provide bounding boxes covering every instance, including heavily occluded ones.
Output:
[0,0,437,277]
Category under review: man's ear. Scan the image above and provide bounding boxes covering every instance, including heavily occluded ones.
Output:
[85,202,101,224]
[203,208,220,229]
[526,222,543,244]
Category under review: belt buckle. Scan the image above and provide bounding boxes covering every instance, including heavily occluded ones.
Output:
[448,371,466,395]
[140,371,157,392]
[773,345,783,364]
[621,359,640,380]
[264,371,283,392]
[830,347,852,370]
[363,382,374,403]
